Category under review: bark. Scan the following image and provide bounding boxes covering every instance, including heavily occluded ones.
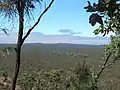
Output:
[11,0,24,90]
[11,47,21,90]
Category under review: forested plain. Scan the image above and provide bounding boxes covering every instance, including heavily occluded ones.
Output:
[0,43,120,90]
[0,0,120,89]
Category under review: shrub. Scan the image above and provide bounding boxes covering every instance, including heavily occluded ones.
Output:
[18,61,96,90]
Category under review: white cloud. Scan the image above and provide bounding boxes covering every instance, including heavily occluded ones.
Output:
[58,29,81,35]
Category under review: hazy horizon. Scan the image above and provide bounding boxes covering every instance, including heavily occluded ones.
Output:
[0,32,110,45]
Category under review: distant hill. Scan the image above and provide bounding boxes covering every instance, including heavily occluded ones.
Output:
[0,43,104,48]
[0,32,110,45]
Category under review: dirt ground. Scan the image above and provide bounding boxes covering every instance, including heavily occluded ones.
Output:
[0,77,21,90]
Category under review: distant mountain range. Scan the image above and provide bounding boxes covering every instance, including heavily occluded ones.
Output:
[0,32,110,45]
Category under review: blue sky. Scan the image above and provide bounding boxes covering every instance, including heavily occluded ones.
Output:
[0,0,111,44]
[32,0,100,37]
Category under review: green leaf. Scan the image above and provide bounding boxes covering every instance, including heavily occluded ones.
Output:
[93,29,100,35]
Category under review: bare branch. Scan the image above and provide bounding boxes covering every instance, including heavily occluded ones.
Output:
[96,52,112,81]
[21,0,54,45]
[104,56,118,69]
[0,28,9,36]
[91,52,113,90]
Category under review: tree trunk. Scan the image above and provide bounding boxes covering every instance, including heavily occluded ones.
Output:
[11,47,21,90]
[11,0,24,90]
[11,0,54,89]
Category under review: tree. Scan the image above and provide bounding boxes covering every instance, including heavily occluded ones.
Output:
[84,0,120,36]
[0,0,54,90]
[84,0,120,89]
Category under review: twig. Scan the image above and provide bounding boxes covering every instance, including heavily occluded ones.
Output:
[91,52,113,90]
[95,52,112,81]
[104,57,118,69]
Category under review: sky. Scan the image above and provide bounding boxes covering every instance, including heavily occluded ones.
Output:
[31,0,100,37]
[0,0,111,44]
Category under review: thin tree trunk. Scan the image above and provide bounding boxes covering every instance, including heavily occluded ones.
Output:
[11,0,24,90]
[11,0,54,89]
[11,47,21,90]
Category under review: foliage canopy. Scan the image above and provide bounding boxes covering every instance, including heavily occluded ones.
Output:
[84,0,120,36]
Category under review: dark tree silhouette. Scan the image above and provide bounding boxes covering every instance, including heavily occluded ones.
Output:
[84,0,120,36]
